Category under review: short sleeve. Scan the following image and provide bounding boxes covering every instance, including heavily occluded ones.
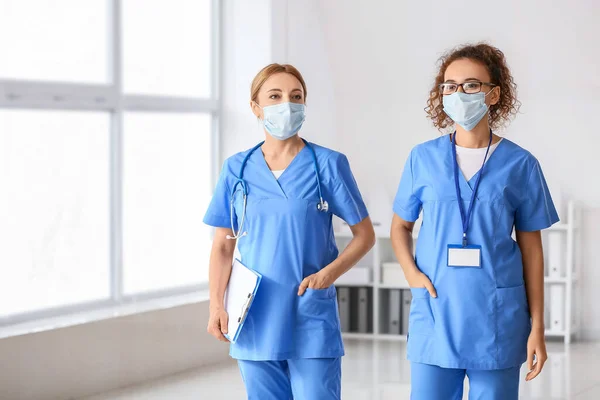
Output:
[515,160,559,232]
[327,153,369,226]
[203,160,236,229]
[393,150,422,222]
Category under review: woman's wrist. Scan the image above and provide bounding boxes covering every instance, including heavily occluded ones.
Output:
[403,265,420,279]
[209,296,225,311]
[531,318,545,332]
[317,265,339,286]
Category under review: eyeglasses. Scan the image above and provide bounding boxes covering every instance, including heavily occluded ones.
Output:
[439,81,496,95]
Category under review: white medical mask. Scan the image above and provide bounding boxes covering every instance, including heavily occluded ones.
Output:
[443,91,490,131]
[256,102,306,140]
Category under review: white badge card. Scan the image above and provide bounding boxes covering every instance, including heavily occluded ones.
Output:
[447,244,482,268]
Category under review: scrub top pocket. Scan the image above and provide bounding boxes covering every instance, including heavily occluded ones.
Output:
[409,288,435,336]
[297,286,339,331]
[496,284,531,366]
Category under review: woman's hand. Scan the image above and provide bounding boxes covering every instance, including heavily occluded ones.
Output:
[297,271,334,296]
[390,215,436,298]
[406,268,437,298]
[297,217,375,297]
[207,306,230,342]
[526,327,548,381]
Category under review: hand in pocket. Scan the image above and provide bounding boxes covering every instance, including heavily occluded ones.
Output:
[406,270,437,298]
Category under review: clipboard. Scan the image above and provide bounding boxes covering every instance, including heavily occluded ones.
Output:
[223,258,262,343]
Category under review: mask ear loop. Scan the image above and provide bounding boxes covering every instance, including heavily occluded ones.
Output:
[480,85,496,126]
[484,86,497,125]
[253,101,264,126]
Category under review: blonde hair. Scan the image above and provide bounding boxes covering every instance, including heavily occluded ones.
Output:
[250,64,307,104]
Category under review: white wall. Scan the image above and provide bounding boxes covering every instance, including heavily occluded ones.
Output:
[288,0,600,339]
[220,0,339,159]
[220,0,275,157]
[286,1,339,149]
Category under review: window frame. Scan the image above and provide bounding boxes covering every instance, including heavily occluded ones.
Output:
[0,0,221,326]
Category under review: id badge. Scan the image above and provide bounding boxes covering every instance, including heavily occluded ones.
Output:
[447,244,482,268]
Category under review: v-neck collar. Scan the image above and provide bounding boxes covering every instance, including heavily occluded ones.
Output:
[254,143,308,199]
[446,135,506,198]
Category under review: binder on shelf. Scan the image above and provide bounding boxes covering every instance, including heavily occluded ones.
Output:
[349,288,359,332]
[550,284,565,332]
[388,289,401,334]
[357,287,371,333]
[379,289,390,333]
[337,287,351,332]
[223,259,262,343]
[547,231,564,278]
[402,289,412,335]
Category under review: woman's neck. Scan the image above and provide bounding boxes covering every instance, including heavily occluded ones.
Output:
[453,119,500,148]
[261,134,304,161]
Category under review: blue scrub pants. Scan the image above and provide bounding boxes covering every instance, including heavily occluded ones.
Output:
[238,358,341,400]
[410,362,520,400]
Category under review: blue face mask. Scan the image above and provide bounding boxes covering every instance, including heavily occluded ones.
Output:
[258,102,306,140]
[443,92,489,131]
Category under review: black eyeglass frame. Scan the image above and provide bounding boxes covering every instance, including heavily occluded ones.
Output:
[439,81,497,95]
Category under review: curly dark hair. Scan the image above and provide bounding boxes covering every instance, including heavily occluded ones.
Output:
[425,43,521,131]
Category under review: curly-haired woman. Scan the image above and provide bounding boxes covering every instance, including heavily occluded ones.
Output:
[390,43,559,399]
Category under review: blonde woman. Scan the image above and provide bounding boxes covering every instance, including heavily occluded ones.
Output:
[204,64,375,399]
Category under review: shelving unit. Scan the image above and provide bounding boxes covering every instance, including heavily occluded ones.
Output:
[543,201,582,344]
[545,276,577,284]
[334,201,581,344]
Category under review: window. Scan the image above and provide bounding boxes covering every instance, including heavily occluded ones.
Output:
[0,0,219,323]
[123,113,213,294]
[0,110,110,317]
[122,0,212,97]
[0,0,110,84]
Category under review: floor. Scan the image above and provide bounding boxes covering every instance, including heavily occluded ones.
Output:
[83,339,600,400]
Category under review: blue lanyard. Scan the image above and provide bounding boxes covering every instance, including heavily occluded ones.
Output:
[451,130,493,247]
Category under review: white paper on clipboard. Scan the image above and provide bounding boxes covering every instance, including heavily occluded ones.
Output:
[223,259,262,343]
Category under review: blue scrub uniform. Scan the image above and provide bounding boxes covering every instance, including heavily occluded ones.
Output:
[204,142,368,398]
[394,137,558,396]
[238,358,341,400]
[410,362,520,400]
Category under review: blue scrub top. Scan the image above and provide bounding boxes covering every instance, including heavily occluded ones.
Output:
[394,136,559,370]
[204,142,368,361]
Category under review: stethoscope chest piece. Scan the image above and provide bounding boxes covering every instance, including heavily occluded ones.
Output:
[317,199,329,213]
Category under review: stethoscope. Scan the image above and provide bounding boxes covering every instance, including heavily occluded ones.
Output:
[226,139,328,240]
